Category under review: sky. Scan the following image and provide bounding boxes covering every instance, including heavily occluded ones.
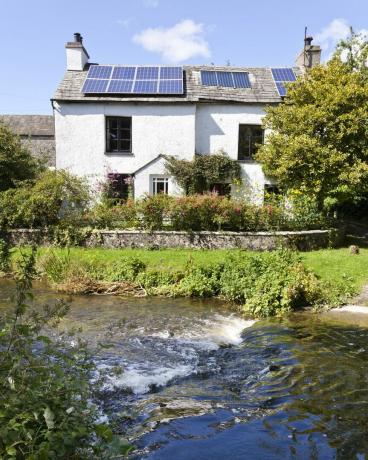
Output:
[0,0,367,114]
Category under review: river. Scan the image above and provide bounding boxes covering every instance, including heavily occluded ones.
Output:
[1,280,368,459]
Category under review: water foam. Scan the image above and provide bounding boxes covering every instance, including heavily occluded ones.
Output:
[104,364,194,394]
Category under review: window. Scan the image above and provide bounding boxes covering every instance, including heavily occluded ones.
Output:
[238,125,264,161]
[107,173,131,201]
[152,176,169,195]
[106,117,132,153]
[211,183,231,197]
[264,184,280,204]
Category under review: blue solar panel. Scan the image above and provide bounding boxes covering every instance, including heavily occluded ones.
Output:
[233,72,251,88]
[275,82,286,97]
[201,71,218,86]
[271,68,296,96]
[108,80,134,93]
[112,66,136,80]
[201,70,251,89]
[82,78,109,93]
[82,65,184,95]
[160,67,183,79]
[271,68,296,82]
[217,72,233,87]
[136,67,159,80]
[87,65,112,79]
[133,80,158,93]
[159,80,183,94]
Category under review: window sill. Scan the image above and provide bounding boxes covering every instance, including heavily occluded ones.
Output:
[105,152,134,156]
[238,159,257,163]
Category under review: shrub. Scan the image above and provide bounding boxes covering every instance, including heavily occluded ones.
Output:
[88,200,138,229]
[0,121,44,192]
[175,265,223,297]
[137,194,173,230]
[0,237,10,272]
[0,170,90,229]
[242,251,325,317]
[104,256,146,282]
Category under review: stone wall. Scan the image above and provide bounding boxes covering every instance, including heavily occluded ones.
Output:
[7,228,345,251]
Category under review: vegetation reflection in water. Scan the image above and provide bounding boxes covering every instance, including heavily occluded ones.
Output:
[1,280,368,459]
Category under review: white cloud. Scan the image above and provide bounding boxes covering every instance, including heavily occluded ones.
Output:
[143,0,159,7]
[133,19,211,63]
[315,19,368,60]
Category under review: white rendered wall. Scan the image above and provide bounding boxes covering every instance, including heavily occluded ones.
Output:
[54,102,196,196]
[195,103,270,203]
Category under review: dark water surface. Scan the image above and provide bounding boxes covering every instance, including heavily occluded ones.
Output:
[1,280,368,459]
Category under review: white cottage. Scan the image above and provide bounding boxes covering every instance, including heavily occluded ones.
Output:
[52,33,321,201]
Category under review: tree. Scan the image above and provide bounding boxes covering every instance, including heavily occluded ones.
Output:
[165,152,241,195]
[256,33,368,210]
[0,122,43,191]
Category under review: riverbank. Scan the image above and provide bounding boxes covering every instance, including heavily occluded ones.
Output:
[4,246,365,317]
[8,246,368,291]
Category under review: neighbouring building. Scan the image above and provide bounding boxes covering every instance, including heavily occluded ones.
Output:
[52,33,321,201]
[0,115,55,167]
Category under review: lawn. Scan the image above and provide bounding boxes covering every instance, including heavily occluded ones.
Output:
[13,246,368,294]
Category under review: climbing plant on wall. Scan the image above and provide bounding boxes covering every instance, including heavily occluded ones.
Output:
[165,152,241,195]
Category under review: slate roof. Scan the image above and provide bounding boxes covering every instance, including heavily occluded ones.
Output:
[0,115,54,137]
[53,65,302,104]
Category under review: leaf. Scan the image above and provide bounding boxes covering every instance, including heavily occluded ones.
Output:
[7,376,15,390]
[94,423,113,442]
[43,406,55,430]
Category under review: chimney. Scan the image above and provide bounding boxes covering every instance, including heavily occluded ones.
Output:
[296,36,321,69]
[65,32,90,71]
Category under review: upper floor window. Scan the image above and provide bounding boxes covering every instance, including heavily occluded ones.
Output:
[238,124,263,161]
[106,117,132,153]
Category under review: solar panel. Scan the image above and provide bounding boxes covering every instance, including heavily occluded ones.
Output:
[133,80,158,93]
[160,67,182,79]
[271,68,296,96]
[201,71,218,86]
[275,82,286,97]
[112,66,136,80]
[108,80,134,93]
[217,72,233,87]
[201,70,251,89]
[233,72,251,88]
[82,65,183,95]
[87,65,113,79]
[82,79,109,93]
[136,66,159,80]
[159,80,183,94]
[271,68,296,82]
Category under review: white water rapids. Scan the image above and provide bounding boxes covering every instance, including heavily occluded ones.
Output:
[101,315,255,394]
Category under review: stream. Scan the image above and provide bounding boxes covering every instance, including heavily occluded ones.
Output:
[1,280,368,459]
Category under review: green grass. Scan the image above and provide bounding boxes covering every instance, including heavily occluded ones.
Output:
[10,246,368,295]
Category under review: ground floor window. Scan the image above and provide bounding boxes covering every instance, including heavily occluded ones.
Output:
[211,183,231,196]
[264,184,280,203]
[107,173,132,201]
[152,176,169,195]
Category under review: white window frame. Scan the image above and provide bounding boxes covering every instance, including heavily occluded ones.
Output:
[151,176,169,195]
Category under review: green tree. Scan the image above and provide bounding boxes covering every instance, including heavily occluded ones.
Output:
[256,33,368,210]
[165,152,241,195]
[0,122,43,191]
